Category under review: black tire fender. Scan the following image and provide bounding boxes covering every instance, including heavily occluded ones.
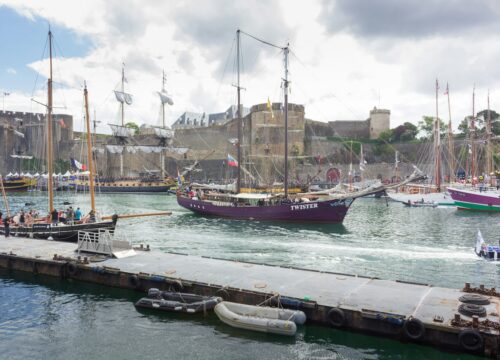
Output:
[129,274,141,289]
[458,329,483,352]
[169,280,183,292]
[327,307,346,328]
[403,318,426,340]
[67,262,78,277]
[215,288,230,300]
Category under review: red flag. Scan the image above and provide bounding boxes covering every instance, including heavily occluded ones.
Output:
[58,119,66,128]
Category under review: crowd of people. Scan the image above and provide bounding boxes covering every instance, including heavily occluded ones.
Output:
[0,206,96,237]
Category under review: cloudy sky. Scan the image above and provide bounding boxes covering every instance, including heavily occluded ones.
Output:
[0,0,499,133]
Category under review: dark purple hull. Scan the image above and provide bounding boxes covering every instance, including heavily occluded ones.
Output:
[177,195,354,223]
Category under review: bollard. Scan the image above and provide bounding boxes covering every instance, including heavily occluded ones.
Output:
[464,282,471,290]
[83,257,88,264]
[472,315,479,328]
[479,284,485,291]
[140,244,144,250]
[454,314,461,322]
[146,244,150,251]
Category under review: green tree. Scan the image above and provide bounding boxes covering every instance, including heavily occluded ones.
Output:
[378,129,394,143]
[457,109,500,136]
[418,116,446,140]
[125,121,140,135]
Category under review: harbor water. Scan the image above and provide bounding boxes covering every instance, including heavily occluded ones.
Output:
[1,192,498,359]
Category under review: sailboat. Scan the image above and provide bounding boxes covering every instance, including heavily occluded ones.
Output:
[448,90,500,211]
[176,30,384,223]
[0,31,117,241]
[387,80,455,206]
[74,69,177,193]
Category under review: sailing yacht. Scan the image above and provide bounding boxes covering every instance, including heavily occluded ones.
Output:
[387,80,455,206]
[177,30,384,223]
[0,31,117,241]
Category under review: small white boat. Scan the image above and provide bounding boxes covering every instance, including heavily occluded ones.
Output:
[214,301,306,336]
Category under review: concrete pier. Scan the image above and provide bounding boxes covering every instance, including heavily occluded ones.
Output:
[0,236,498,357]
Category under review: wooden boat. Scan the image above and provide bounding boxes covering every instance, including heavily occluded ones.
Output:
[475,230,499,261]
[0,34,117,242]
[134,288,222,313]
[214,301,306,336]
[0,176,36,192]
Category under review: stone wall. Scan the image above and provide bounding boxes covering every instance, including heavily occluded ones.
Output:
[0,110,74,174]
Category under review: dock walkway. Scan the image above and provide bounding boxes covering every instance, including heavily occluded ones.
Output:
[0,236,498,357]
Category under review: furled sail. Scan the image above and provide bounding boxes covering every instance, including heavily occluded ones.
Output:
[153,127,174,138]
[10,154,33,159]
[158,91,173,105]
[109,124,134,138]
[114,91,133,105]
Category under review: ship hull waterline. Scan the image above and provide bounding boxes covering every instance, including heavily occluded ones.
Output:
[0,221,117,243]
[176,195,354,223]
[447,187,500,212]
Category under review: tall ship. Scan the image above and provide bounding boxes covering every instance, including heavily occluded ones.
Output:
[177,30,384,223]
[0,30,117,241]
[448,90,500,211]
[387,81,455,206]
[74,68,178,193]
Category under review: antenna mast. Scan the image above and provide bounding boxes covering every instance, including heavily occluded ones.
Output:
[283,45,289,198]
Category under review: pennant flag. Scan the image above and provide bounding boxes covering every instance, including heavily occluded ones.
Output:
[443,83,449,96]
[267,97,274,119]
[227,154,238,167]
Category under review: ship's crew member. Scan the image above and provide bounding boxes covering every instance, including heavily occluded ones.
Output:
[66,207,74,224]
[88,210,96,223]
[3,217,10,237]
[51,209,59,224]
[19,210,25,225]
[75,208,82,221]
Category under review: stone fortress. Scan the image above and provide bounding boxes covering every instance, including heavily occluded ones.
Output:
[0,104,393,181]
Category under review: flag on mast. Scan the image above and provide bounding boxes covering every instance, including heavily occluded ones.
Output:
[227,154,238,167]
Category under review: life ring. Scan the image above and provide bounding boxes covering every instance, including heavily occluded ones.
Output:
[327,307,346,327]
[168,280,184,292]
[67,262,78,277]
[129,274,141,289]
[458,329,483,352]
[403,318,426,340]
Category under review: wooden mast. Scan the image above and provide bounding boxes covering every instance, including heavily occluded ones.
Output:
[434,79,441,192]
[121,65,125,126]
[47,30,55,213]
[236,29,242,194]
[486,91,493,185]
[283,45,289,198]
[471,86,476,181]
[446,83,454,183]
[83,82,96,212]
[162,70,166,128]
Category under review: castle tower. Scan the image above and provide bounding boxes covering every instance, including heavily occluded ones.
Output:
[369,107,390,139]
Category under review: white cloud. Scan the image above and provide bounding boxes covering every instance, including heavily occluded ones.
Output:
[6,68,17,75]
[1,0,499,135]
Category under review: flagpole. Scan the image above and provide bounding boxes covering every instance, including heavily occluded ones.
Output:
[471,86,476,181]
